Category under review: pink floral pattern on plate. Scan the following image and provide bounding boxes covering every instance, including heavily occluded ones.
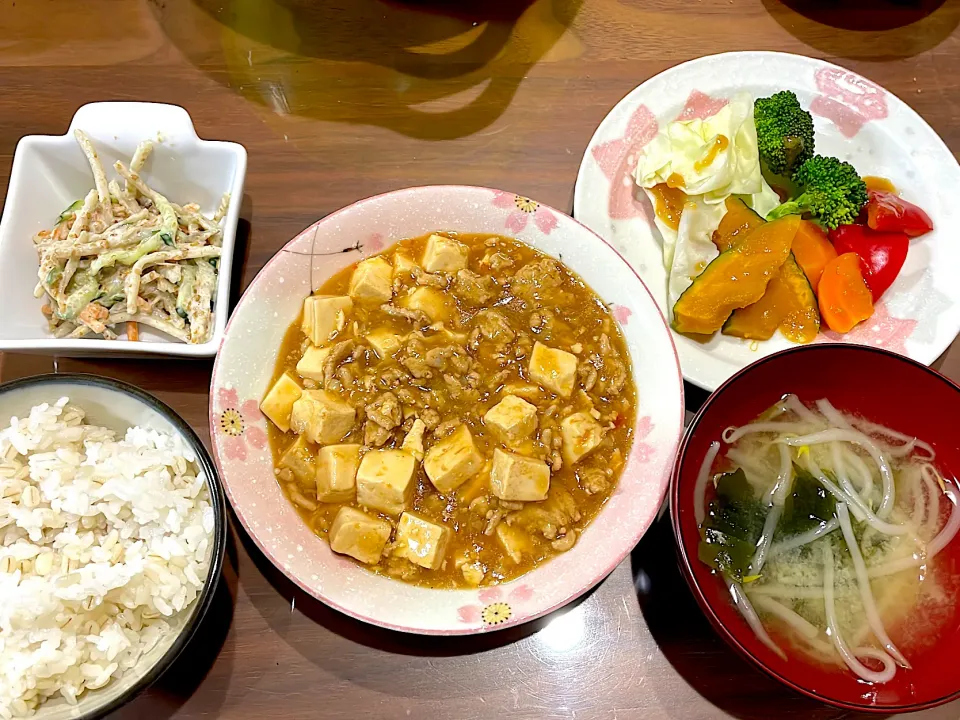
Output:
[366,232,385,252]
[675,90,728,121]
[817,302,918,354]
[626,415,656,471]
[810,67,888,138]
[215,387,267,461]
[491,191,559,234]
[457,584,535,627]
[590,104,658,221]
[612,304,632,325]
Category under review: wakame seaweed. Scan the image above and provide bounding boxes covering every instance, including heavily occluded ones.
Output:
[774,463,837,540]
[698,469,766,580]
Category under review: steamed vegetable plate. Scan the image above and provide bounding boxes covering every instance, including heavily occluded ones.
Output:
[635,91,934,343]
[696,396,960,684]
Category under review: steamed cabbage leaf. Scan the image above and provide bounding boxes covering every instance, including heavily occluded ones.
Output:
[665,195,726,315]
[636,94,764,202]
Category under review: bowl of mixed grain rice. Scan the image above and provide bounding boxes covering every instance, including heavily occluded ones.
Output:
[0,374,225,719]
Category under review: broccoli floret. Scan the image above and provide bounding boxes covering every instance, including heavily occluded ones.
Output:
[754,91,815,177]
[767,155,868,229]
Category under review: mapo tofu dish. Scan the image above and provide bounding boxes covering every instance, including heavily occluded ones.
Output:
[261,232,636,589]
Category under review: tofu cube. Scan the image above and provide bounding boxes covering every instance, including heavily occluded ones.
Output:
[290,389,355,445]
[366,329,403,359]
[329,506,393,565]
[499,381,541,402]
[394,249,418,276]
[393,511,452,571]
[302,295,353,347]
[431,325,469,344]
[460,561,485,586]
[349,256,393,304]
[356,449,417,516]
[400,287,452,323]
[496,523,534,564]
[316,444,361,503]
[422,233,469,273]
[455,459,491,505]
[278,436,316,484]
[423,425,484,493]
[560,412,605,465]
[295,344,333,383]
[401,419,426,461]
[483,395,538,446]
[490,449,550,501]
[260,372,303,432]
[529,342,578,398]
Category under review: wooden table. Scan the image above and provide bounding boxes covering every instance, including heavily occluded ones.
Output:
[2,0,960,717]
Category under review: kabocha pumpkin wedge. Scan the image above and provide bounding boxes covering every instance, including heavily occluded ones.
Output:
[672,215,801,336]
[723,254,820,342]
[711,197,767,252]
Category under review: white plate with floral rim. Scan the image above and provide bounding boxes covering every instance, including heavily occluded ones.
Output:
[209,185,685,634]
[574,51,960,392]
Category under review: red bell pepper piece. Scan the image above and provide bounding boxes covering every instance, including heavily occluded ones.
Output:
[829,225,909,301]
[866,190,933,237]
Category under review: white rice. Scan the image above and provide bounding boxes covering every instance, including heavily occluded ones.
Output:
[0,397,214,718]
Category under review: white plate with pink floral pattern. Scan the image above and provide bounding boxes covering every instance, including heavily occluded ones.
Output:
[209,185,685,634]
[574,51,960,391]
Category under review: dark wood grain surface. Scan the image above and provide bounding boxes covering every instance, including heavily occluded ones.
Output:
[2,1,960,717]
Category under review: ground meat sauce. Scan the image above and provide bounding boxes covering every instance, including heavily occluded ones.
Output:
[264,232,636,589]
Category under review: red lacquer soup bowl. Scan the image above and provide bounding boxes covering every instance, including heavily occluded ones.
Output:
[671,344,960,712]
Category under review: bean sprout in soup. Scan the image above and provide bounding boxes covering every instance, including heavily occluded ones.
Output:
[260,232,636,589]
[696,394,960,684]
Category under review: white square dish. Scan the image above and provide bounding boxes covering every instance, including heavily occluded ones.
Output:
[0,102,247,357]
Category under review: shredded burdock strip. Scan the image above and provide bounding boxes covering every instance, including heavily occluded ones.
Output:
[43,222,153,261]
[213,193,231,224]
[129,139,153,175]
[68,189,98,240]
[108,180,139,215]
[74,130,113,225]
[123,246,221,314]
[32,131,228,344]
[68,310,191,343]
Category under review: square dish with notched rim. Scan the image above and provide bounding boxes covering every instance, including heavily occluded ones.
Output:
[0,102,246,357]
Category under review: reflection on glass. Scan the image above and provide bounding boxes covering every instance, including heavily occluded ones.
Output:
[151,0,584,140]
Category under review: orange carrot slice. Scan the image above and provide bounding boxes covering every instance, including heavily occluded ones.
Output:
[792,220,837,294]
[818,253,874,333]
